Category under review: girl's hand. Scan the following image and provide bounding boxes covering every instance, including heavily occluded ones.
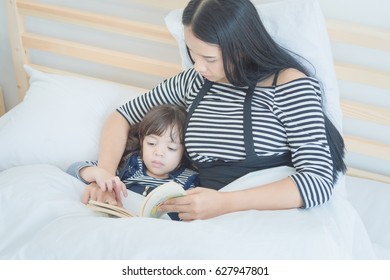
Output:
[82,182,123,207]
[95,173,128,201]
[159,187,227,221]
[81,166,128,200]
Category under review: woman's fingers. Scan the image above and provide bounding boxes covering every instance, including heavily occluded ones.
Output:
[178,212,195,222]
[159,187,224,220]
[82,183,119,206]
[82,188,91,204]
[158,195,192,218]
[82,184,99,204]
[99,191,118,205]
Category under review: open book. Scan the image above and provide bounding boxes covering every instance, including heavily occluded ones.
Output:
[86,181,186,218]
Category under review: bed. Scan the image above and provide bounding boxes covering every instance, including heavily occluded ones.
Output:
[0,0,389,260]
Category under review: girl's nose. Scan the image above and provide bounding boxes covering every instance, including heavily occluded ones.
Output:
[154,146,164,156]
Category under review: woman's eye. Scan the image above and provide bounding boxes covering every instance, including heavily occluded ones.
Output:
[147,142,156,146]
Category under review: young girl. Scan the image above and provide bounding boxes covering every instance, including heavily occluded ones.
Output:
[67,104,199,219]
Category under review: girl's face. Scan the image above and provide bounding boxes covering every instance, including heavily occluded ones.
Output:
[184,27,227,83]
[142,128,184,179]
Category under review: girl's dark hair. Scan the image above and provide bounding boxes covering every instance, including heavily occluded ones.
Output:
[182,0,346,181]
[138,104,187,145]
[119,104,188,170]
[182,0,311,87]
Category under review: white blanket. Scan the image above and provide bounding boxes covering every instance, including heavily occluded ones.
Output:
[0,164,375,259]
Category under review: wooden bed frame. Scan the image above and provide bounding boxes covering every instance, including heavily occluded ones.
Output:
[0,87,5,116]
[5,0,390,183]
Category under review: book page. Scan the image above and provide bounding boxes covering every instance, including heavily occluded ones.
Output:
[121,190,144,216]
[86,200,135,218]
[139,181,186,218]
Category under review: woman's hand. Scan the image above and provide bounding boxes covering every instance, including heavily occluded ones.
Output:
[159,187,227,221]
[82,182,123,207]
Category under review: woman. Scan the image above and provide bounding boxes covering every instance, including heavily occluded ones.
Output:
[85,0,346,221]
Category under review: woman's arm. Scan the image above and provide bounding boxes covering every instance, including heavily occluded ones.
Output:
[274,70,334,208]
[82,111,130,204]
[222,177,303,211]
[160,177,303,221]
[97,111,130,175]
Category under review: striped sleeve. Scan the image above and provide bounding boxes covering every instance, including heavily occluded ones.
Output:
[117,68,200,125]
[273,78,334,208]
[66,161,98,184]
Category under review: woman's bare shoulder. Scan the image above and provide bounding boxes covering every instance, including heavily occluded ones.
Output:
[276,68,306,85]
[256,68,307,87]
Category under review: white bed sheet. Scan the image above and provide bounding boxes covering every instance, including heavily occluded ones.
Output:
[0,164,376,260]
[345,176,390,259]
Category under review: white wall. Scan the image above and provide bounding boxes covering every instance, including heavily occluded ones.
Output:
[318,0,390,29]
[1,0,389,112]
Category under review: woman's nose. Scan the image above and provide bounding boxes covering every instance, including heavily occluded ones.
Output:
[194,60,206,73]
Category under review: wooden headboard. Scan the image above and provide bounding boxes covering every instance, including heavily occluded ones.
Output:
[6,0,390,183]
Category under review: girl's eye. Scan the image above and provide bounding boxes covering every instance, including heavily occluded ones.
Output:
[147,142,156,146]
[168,147,178,151]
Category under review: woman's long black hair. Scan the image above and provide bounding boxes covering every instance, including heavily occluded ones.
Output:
[182,0,311,88]
[182,0,346,181]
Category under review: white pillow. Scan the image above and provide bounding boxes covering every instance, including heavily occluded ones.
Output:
[164,0,342,128]
[0,66,142,172]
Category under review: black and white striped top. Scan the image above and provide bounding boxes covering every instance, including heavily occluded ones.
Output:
[117,68,334,208]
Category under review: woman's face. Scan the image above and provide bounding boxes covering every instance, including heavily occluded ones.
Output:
[184,26,227,83]
[142,127,184,179]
